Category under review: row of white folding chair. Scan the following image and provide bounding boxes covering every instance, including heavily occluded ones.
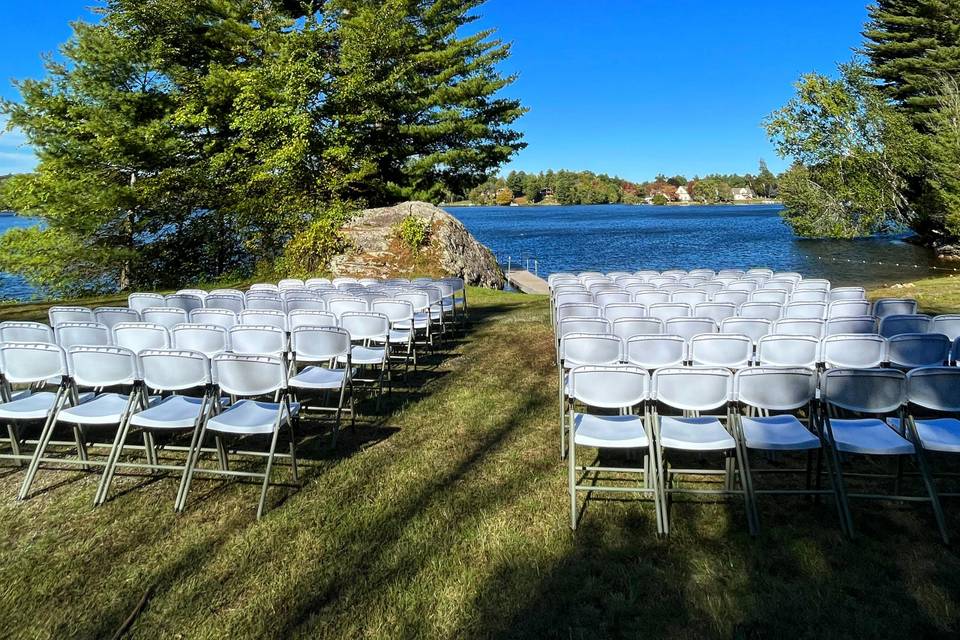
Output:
[556,291,868,315]
[565,363,955,541]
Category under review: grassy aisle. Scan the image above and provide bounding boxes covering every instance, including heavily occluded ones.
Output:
[0,284,958,638]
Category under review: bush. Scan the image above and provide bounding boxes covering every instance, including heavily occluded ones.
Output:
[651,193,668,206]
[394,215,430,252]
[275,203,353,278]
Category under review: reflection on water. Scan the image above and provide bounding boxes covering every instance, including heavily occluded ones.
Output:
[447,204,948,287]
[0,215,41,301]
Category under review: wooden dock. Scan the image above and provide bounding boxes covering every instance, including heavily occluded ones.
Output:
[505,269,549,295]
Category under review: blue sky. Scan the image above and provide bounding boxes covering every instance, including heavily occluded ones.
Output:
[0,1,869,180]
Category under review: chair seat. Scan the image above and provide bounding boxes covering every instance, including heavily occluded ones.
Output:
[130,395,206,430]
[573,413,648,449]
[740,414,820,451]
[659,415,736,451]
[337,345,386,365]
[206,399,300,435]
[0,391,93,421]
[830,418,915,455]
[395,314,430,330]
[58,393,138,426]
[289,366,346,390]
[372,329,412,345]
[889,417,960,454]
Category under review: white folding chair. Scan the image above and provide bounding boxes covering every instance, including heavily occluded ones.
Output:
[172,324,230,358]
[558,333,622,459]
[879,314,932,338]
[782,302,826,320]
[229,325,286,357]
[902,367,960,499]
[372,300,417,373]
[128,293,165,313]
[602,303,647,322]
[624,335,686,370]
[739,302,783,322]
[829,287,866,301]
[874,298,918,319]
[240,309,287,332]
[886,333,951,369]
[756,334,819,369]
[48,306,95,327]
[55,322,111,349]
[189,308,238,330]
[750,290,787,304]
[94,307,141,330]
[772,318,824,339]
[632,291,670,307]
[99,349,214,509]
[930,315,960,341]
[720,317,772,345]
[181,353,299,520]
[820,334,887,369]
[651,367,753,535]
[285,297,327,313]
[338,312,391,411]
[689,333,752,369]
[647,303,692,322]
[825,316,876,336]
[713,290,749,306]
[288,310,338,330]
[828,299,871,318]
[246,296,285,312]
[670,289,708,306]
[694,302,737,324]
[612,318,662,340]
[18,346,142,504]
[567,365,660,533]
[204,293,245,314]
[0,321,55,343]
[112,322,171,354]
[289,326,353,445]
[165,293,204,314]
[664,317,717,342]
[142,307,189,331]
[734,367,843,533]
[821,368,947,542]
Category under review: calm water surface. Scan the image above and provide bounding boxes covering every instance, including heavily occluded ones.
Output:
[447,204,948,288]
[0,215,41,301]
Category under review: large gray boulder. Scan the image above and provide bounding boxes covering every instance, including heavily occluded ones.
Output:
[329,201,505,288]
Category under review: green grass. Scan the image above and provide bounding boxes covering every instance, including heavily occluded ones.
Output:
[0,284,959,638]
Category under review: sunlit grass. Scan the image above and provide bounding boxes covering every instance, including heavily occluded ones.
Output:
[0,286,958,638]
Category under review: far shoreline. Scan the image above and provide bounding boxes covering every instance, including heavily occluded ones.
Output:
[442,200,782,207]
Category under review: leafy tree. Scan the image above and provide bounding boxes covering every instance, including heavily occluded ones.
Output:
[494,187,513,205]
[691,178,732,203]
[864,0,960,125]
[764,61,926,237]
[651,193,668,205]
[667,175,687,186]
[928,75,960,237]
[753,160,777,198]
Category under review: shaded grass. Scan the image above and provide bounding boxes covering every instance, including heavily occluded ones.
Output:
[0,286,958,638]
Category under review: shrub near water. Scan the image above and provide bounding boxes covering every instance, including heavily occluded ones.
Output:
[275,205,352,279]
[394,214,430,253]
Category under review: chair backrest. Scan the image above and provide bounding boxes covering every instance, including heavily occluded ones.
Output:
[340,312,390,341]
[719,317,771,344]
[790,289,828,303]
[652,366,732,411]
[635,270,660,281]
[372,300,415,325]
[213,353,286,397]
[249,283,280,293]
[112,322,171,354]
[142,307,189,331]
[55,322,111,349]
[94,307,141,329]
[693,302,737,324]
[739,302,783,321]
[211,288,245,296]
[612,318,663,340]
[0,321,54,343]
[128,293,165,313]
[291,326,352,362]
[602,303,646,322]
[664,317,717,341]
[189,308,238,330]
[713,290,749,306]
[204,294,246,314]
[285,298,326,313]
[559,333,622,367]
[879,314,932,338]
[165,293,204,313]
[782,301,827,320]
[556,303,602,324]
[139,348,211,391]
[288,310,339,330]
[750,289,788,304]
[886,333,951,369]
[0,342,68,384]
[239,309,287,332]
[772,318,824,339]
[756,334,819,368]
[48,306,94,327]
[930,315,960,341]
[632,291,670,306]
[568,365,648,409]
[245,296,285,312]
[306,277,332,287]
[624,335,686,369]
[763,280,795,294]
[228,325,286,357]
[735,366,816,411]
[594,291,631,307]
[647,302,692,322]
[670,289,708,306]
[725,281,757,294]
[689,333,752,368]
[796,278,831,291]
[278,278,306,289]
[820,334,887,369]
[558,317,611,339]
[828,286,866,301]
[828,299,871,318]
[906,366,960,413]
[172,324,230,357]
[822,368,905,414]
[874,298,918,319]
[327,298,370,319]
[68,345,139,388]
[825,316,876,336]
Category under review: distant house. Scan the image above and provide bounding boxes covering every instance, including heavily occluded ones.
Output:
[731,187,756,201]
[676,186,692,202]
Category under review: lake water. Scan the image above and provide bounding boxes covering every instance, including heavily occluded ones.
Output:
[447,204,950,288]
[0,214,41,301]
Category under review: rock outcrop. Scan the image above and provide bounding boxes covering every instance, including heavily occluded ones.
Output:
[329,201,504,288]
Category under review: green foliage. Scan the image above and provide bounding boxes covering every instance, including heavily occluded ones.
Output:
[472,170,637,205]
[0,0,524,296]
[928,75,960,237]
[274,203,353,280]
[864,0,960,124]
[651,193,668,206]
[764,61,926,237]
[494,187,514,206]
[394,214,430,252]
[690,178,732,204]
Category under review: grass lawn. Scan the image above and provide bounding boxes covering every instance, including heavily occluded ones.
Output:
[1,282,960,638]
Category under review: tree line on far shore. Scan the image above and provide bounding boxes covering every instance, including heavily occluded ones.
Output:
[466,162,779,206]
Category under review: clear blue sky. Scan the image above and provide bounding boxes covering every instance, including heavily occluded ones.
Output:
[0,1,870,180]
